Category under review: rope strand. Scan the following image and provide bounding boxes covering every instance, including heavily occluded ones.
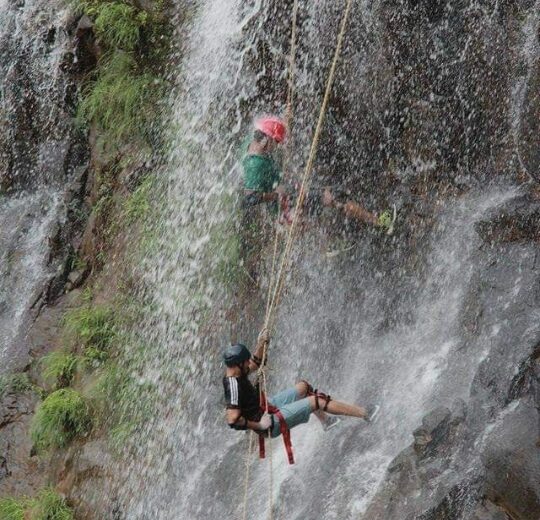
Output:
[264,0,354,331]
[241,1,354,519]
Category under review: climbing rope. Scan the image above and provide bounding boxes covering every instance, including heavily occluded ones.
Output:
[264,0,354,336]
[264,0,300,322]
[242,0,354,518]
[240,428,255,520]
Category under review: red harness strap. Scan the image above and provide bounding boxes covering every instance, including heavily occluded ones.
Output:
[258,393,295,465]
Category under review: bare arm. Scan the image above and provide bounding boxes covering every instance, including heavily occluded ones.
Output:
[226,408,242,426]
[261,191,279,202]
[226,409,270,432]
[248,329,270,373]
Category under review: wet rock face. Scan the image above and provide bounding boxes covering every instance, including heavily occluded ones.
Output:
[309,0,539,203]
[0,2,91,193]
[0,1,93,373]
[364,198,540,519]
[0,389,46,496]
[476,195,540,244]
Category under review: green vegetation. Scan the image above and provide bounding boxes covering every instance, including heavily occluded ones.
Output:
[82,345,108,366]
[0,497,25,520]
[124,176,153,224]
[41,351,78,390]
[0,372,33,397]
[207,193,248,290]
[77,52,160,150]
[74,0,170,154]
[31,389,91,452]
[64,303,116,352]
[108,419,136,453]
[68,251,87,273]
[87,352,159,453]
[30,489,74,520]
[213,222,245,288]
[95,3,147,51]
[0,489,74,520]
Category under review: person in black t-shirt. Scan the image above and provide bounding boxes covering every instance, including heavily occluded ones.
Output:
[223,330,380,437]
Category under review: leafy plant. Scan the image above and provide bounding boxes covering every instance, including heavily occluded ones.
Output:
[77,52,160,151]
[31,389,91,452]
[0,373,33,397]
[30,489,74,520]
[0,497,25,520]
[41,351,78,390]
[94,3,147,51]
[64,304,116,352]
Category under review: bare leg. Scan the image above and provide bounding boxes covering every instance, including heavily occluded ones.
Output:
[308,395,367,419]
[295,380,365,422]
[342,201,379,226]
[322,188,379,227]
[294,381,310,398]
[294,381,330,425]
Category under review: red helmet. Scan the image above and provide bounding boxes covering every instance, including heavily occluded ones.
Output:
[254,116,286,143]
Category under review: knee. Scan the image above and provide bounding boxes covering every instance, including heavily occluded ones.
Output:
[296,380,311,398]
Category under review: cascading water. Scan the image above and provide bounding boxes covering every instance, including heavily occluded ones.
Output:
[0,0,87,372]
[0,191,62,364]
[87,1,540,519]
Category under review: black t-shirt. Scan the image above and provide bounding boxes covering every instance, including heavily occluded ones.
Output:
[223,374,262,422]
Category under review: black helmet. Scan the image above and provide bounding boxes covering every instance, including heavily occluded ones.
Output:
[223,343,251,367]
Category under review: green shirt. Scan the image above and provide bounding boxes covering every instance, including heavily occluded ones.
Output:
[242,153,281,193]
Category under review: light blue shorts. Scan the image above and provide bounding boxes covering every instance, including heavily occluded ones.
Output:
[268,387,312,438]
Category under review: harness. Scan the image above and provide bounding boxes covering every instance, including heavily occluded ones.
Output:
[257,381,331,466]
[301,379,332,412]
[258,391,295,465]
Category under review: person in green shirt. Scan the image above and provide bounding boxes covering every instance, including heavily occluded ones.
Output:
[241,115,396,234]
[238,117,290,281]
[241,116,288,213]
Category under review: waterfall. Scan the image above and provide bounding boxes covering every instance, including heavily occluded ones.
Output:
[97,1,539,518]
[0,0,84,372]
[0,0,537,517]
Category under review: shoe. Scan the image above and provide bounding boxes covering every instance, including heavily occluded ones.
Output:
[377,204,397,236]
[322,415,342,431]
[365,404,380,424]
